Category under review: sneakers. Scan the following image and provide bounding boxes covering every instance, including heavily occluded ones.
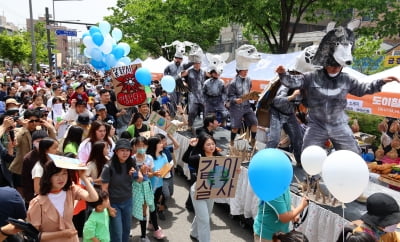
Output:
[190,234,199,241]
[147,223,154,231]
[140,236,150,242]
[153,228,166,240]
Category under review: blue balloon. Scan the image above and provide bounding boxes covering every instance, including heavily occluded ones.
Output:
[118,42,130,56]
[111,28,123,42]
[112,46,125,59]
[105,54,117,68]
[92,32,104,46]
[90,59,103,69]
[248,148,293,201]
[135,68,152,86]
[89,26,101,36]
[119,57,131,65]
[89,48,103,62]
[161,75,176,92]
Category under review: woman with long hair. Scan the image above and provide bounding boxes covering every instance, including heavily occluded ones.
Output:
[63,125,84,156]
[186,134,222,242]
[31,137,59,195]
[86,141,109,185]
[28,94,45,109]
[78,121,115,164]
[146,136,167,239]
[101,138,137,242]
[126,112,149,138]
[27,160,98,242]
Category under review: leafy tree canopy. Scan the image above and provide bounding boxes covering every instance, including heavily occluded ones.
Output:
[0,31,30,64]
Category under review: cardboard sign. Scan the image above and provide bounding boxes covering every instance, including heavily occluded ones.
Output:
[159,162,173,178]
[111,64,146,108]
[49,154,87,170]
[194,156,242,200]
[148,111,177,135]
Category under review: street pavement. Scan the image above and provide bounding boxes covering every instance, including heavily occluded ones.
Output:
[129,173,255,242]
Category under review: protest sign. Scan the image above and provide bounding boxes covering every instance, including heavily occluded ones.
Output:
[194,156,242,200]
[111,64,146,108]
[49,154,87,170]
[148,111,177,135]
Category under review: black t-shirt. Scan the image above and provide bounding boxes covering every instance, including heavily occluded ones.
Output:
[105,102,119,120]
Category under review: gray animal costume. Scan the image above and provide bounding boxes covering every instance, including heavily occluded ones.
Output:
[278,20,393,154]
[279,70,386,154]
[184,66,207,127]
[227,75,258,129]
[203,75,228,124]
[267,85,303,164]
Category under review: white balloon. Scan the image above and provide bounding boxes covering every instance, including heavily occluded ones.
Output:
[83,36,95,49]
[301,145,327,175]
[115,61,125,67]
[322,150,369,203]
[99,34,113,54]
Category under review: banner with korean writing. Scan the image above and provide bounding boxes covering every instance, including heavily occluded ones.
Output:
[346,93,400,118]
[148,111,177,135]
[194,156,242,200]
[111,64,146,108]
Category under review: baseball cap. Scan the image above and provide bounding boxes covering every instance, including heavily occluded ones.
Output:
[77,113,90,125]
[114,138,132,151]
[95,104,106,111]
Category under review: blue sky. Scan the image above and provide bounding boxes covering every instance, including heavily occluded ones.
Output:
[1,0,117,37]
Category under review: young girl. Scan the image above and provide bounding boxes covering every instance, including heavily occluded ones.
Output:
[147,136,168,227]
[27,160,98,242]
[31,137,59,195]
[63,126,84,156]
[86,141,109,185]
[101,138,136,242]
[131,137,164,241]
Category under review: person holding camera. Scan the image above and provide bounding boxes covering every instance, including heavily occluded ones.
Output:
[8,109,56,196]
[0,115,17,188]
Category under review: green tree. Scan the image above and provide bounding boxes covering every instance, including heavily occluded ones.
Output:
[352,36,383,74]
[193,0,400,54]
[105,0,228,59]
[0,31,30,64]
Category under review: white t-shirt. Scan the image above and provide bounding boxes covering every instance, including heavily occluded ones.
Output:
[48,191,67,216]
[31,161,43,179]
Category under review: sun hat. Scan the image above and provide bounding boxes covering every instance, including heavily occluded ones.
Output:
[360,193,400,228]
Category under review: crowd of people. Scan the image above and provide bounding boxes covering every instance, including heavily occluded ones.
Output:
[0,50,398,242]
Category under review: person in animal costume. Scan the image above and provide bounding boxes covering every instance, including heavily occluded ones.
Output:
[227,44,261,147]
[264,45,319,166]
[276,20,399,154]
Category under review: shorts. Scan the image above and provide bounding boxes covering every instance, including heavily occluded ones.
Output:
[230,108,258,129]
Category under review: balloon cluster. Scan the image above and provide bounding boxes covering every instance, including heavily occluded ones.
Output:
[82,21,131,71]
[249,146,369,204]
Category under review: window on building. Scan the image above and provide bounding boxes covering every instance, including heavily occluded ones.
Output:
[393,50,400,56]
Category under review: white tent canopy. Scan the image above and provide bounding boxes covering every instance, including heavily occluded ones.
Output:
[141,57,170,74]
[220,51,367,82]
[359,65,400,93]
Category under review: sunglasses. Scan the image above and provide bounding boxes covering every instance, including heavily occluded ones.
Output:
[29,119,41,123]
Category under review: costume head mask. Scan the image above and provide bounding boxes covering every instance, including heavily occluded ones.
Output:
[312,19,360,67]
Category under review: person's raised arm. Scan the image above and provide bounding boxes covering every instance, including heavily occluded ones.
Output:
[278,196,308,223]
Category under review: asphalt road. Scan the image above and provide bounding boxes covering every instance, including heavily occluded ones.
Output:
[129,173,255,242]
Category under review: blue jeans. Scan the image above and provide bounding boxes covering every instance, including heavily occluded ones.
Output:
[110,198,133,242]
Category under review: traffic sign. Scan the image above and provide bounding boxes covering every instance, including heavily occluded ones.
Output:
[55,29,77,37]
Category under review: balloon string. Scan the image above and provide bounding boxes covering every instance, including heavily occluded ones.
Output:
[342,202,345,242]
[259,202,265,242]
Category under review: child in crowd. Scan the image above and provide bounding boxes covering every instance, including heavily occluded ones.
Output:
[83,189,111,242]
[146,136,168,238]
[131,137,164,241]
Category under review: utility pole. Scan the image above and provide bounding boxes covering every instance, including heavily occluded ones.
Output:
[28,0,37,73]
[45,7,53,73]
